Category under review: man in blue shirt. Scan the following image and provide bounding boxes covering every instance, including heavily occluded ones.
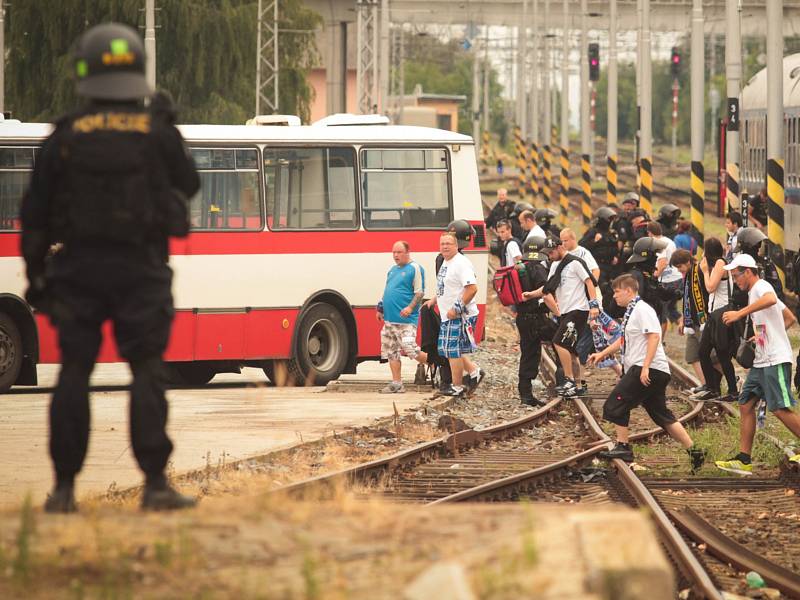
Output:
[377,241,425,393]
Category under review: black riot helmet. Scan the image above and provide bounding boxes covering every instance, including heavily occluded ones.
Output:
[626,236,668,264]
[595,206,617,224]
[513,201,534,218]
[736,226,768,256]
[657,203,681,223]
[74,23,152,100]
[534,207,558,227]
[446,219,475,249]
[522,235,549,262]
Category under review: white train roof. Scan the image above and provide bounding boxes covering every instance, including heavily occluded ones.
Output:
[0,118,473,145]
[742,53,800,111]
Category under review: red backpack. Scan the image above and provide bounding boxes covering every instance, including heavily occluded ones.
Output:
[493,265,525,306]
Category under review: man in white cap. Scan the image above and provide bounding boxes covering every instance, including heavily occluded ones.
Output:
[717,253,800,474]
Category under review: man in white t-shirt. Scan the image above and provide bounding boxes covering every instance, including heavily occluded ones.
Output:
[648,221,683,333]
[520,210,546,243]
[425,232,483,397]
[588,274,706,470]
[496,220,522,267]
[561,228,601,367]
[717,253,800,474]
[541,237,599,398]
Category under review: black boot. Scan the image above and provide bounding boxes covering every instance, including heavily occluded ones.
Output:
[44,485,77,514]
[141,476,197,511]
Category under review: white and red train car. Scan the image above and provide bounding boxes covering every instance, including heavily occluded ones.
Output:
[0,117,488,390]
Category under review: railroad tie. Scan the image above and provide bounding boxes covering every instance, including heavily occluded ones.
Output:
[690,160,705,250]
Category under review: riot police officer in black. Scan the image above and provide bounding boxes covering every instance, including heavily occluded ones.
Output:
[516,237,558,406]
[656,203,681,240]
[21,24,200,513]
[625,237,670,314]
[534,207,561,239]
[580,207,620,293]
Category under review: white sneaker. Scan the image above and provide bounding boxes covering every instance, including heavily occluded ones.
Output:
[380,382,405,394]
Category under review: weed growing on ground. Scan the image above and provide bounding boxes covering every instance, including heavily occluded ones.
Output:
[301,549,320,600]
[12,494,35,584]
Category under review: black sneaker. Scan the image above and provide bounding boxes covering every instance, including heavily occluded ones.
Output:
[466,369,486,395]
[44,486,77,514]
[438,384,465,398]
[714,394,737,403]
[576,383,588,397]
[687,447,707,473]
[520,395,546,407]
[598,443,635,462]
[693,388,721,401]
[141,485,197,511]
[414,363,428,385]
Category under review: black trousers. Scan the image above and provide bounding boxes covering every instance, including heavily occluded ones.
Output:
[47,252,175,486]
[516,312,549,398]
[699,308,738,394]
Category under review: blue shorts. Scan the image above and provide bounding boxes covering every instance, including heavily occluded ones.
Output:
[438,316,478,359]
[739,363,797,412]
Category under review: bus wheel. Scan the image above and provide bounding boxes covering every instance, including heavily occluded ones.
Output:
[0,312,23,393]
[165,362,217,386]
[288,303,349,386]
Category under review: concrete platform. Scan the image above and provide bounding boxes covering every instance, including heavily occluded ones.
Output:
[0,358,429,508]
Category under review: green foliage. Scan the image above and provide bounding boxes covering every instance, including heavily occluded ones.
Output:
[12,494,35,584]
[403,35,506,140]
[5,0,319,124]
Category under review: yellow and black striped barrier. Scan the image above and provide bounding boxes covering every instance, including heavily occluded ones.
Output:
[582,155,593,228]
[559,147,569,226]
[690,160,705,252]
[513,126,528,200]
[542,143,552,204]
[640,157,653,215]
[481,130,490,164]
[726,162,740,214]
[529,142,540,202]
[606,155,617,206]
[767,158,786,289]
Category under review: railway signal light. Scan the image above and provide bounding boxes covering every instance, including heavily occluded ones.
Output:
[671,47,681,77]
[588,43,600,81]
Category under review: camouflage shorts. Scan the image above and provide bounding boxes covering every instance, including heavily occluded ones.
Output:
[381,323,419,361]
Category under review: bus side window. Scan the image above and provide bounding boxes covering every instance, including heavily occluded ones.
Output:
[360,148,451,229]
[264,147,358,230]
[0,146,36,232]
[188,147,262,230]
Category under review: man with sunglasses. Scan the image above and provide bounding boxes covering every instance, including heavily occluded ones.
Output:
[717,254,800,474]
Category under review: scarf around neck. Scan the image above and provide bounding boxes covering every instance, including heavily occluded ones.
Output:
[682,263,707,330]
[620,295,640,359]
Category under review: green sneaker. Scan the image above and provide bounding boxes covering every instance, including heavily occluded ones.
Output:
[715,457,753,476]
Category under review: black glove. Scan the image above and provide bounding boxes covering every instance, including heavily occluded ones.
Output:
[24,275,49,313]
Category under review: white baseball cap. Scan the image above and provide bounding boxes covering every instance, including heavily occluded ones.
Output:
[724,253,758,270]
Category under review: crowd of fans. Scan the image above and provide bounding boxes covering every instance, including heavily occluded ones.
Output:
[377,186,800,473]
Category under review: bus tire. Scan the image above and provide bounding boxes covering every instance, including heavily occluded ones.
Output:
[0,312,23,393]
[288,302,349,386]
[165,361,217,386]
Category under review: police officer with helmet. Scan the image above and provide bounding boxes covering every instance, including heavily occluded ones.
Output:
[517,236,558,406]
[21,23,200,513]
[534,207,561,239]
[625,237,671,314]
[656,203,681,240]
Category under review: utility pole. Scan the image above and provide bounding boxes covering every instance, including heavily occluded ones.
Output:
[483,26,490,133]
[472,34,481,154]
[640,0,653,215]
[559,0,569,227]
[0,3,5,113]
[636,0,642,187]
[767,0,785,286]
[256,0,279,115]
[606,0,618,207]
[542,0,552,204]
[356,0,378,114]
[516,0,528,135]
[690,0,705,247]
[145,0,156,91]
[580,0,590,223]
[529,0,540,201]
[379,0,389,114]
[724,0,742,211]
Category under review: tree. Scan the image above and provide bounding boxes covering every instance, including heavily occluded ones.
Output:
[5,0,319,123]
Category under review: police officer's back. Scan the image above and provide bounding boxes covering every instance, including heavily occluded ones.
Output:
[21,24,200,513]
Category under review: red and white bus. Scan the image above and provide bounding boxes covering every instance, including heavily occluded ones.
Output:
[0,116,488,390]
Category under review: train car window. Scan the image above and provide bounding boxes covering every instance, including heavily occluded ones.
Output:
[360,148,451,229]
[189,147,263,230]
[0,146,38,232]
[264,147,358,230]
